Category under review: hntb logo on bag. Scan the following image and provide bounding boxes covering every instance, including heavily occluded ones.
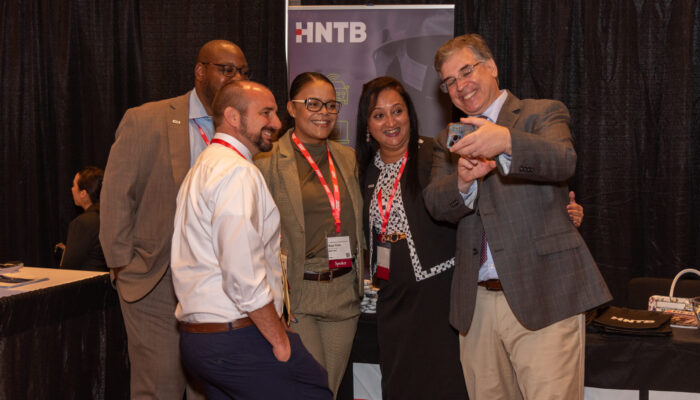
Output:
[610,316,655,324]
[296,22,367,43]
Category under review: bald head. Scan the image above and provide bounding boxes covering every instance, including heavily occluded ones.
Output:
[212,81,281,156]
[197,40,243,63]
[212,81,254,129]
[194,40,249,115]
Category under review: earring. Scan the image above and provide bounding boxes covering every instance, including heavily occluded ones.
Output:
[366,130,371,143]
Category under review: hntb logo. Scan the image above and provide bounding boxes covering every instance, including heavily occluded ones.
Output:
[296,22,367,43]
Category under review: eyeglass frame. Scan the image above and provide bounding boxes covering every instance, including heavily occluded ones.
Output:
[290,98,342,114]
[200,62,251,79]
[439,62,483,93]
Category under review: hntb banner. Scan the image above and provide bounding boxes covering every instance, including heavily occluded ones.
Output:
[287,5,455,147]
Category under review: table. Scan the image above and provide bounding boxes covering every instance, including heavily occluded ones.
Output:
[586,327,700,398]
[339,313,700,400]
[0,267,129,399]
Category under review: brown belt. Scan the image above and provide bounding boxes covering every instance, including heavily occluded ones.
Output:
[377,232,406,243]
[303,267,352,282]
[178,317,253,333]
[478,279,503,291]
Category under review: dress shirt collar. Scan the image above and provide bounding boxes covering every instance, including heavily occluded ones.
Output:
[212,132,253,162]
[189,88,209,120]
[471,89,508,122]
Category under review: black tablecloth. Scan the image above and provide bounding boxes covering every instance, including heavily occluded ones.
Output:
[585,327,700,393]
[0,274,129,399]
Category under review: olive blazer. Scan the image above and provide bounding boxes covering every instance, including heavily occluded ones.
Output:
[255,130,365,311]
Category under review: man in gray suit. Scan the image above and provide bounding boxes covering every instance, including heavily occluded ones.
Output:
[100,39,249,399]
[424,34,611,399]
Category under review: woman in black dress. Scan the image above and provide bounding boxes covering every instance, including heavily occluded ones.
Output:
[355,77,467,399]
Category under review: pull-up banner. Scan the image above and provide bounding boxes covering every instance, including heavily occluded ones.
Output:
[287,5,455,147]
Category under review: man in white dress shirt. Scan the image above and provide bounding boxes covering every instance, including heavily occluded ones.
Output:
[171,80,332,399]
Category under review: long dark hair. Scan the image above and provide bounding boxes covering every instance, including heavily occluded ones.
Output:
[355,76,420,196]
[280,72,337,138]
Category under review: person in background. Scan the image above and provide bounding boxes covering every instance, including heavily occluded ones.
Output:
[172,80,331,399]
[424,33,610,399]
[60,166,106,271]
[100,39,249,399]
[355,76,586,399]
[255,72,364,397]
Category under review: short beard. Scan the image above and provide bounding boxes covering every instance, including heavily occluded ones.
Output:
[240,116,272,153]
[256,134,272,152]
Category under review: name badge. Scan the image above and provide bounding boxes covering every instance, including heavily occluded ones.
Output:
[376,242,391,280]
[327,235,352,269]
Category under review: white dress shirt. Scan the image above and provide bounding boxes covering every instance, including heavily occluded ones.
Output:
[172,133,284,322]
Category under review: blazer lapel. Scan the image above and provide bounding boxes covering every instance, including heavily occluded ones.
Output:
[481,90,522,248]
[167,92,191,185]
[496,90,521,130]
[278,134,305,229]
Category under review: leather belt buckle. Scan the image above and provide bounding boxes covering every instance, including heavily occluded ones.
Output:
[317,271,329,282]
[478,279,503,291]
[377,232,406,243]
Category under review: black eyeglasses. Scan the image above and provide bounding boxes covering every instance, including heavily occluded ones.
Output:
[291,98,342,114]
[439,62,482,93]
[201,62,251,79]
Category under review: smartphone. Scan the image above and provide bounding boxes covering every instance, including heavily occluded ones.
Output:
[446,123,476,149]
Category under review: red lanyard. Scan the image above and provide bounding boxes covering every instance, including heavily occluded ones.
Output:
[193,119,211,146]
[291,131,342,233]
[211,138,246,160]
[377,150,408,236]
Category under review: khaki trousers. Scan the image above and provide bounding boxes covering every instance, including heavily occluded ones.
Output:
[118,269,204,400]
[459,286,585,400]
[293,313,359,398]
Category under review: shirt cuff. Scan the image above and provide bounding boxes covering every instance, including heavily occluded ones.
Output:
[459,180,478,208]
[498,153,512,175]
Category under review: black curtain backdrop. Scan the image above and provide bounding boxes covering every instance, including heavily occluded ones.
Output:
[2,0,699,305]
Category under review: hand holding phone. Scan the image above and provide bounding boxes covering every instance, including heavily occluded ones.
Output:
[446,123,477,149]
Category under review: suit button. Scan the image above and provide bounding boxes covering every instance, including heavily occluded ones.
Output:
[476,210,480,216]
[472,248,478,255]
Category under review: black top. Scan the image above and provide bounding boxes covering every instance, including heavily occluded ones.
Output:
[62,203,107,271]
[362,136,457,273]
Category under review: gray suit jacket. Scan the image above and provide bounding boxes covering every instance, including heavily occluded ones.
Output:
[255,131,365,311]
[100,92,191,302]
[424,91,611,332]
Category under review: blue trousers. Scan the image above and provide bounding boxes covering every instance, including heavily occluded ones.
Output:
[180,325,332,399]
